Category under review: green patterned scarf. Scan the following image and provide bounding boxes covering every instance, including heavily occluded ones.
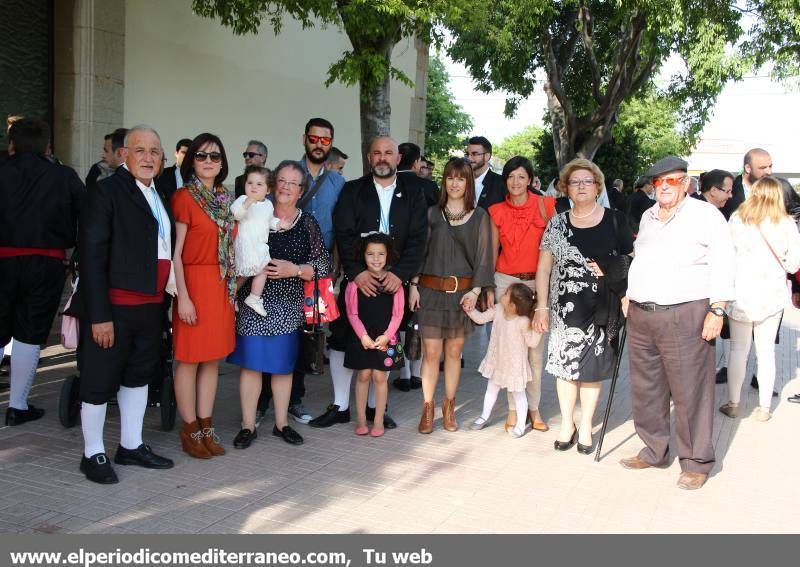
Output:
[185,175,236,303]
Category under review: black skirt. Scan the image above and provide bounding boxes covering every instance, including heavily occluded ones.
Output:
[344,290,405,371]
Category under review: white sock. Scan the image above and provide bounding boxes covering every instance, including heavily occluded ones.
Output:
[512,390,529,435]
[81,402,108,457]
[117,385,148,450]
[9,341,40,410]
[481,381,501,421]
[329,349,352,411]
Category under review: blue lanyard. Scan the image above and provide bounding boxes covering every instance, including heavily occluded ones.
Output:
[145,188,166,241]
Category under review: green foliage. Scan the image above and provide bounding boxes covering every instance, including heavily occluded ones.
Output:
[742,0,800,81]
[493,124,545,162]
[445,0,748,162]
[424,56,473,156]
[522,91,689,187]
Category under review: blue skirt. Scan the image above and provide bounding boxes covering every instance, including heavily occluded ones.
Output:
[227,331,300,374]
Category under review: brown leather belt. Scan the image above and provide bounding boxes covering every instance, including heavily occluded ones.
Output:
[503,271,536,281]
[418,274,473,293]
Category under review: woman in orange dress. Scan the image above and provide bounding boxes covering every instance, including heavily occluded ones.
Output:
[171,133,236,459]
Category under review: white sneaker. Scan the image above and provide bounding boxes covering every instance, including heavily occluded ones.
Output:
[753,406,771,422]
[244,294,267,317]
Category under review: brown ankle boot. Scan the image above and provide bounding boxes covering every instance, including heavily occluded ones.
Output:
[442,397,458,432]
[180,420,212,459]
[198,417,226,456]
[418,400,434,434]
[504,409,517,432]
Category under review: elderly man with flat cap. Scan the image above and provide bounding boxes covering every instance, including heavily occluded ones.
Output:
[621,156,735,490]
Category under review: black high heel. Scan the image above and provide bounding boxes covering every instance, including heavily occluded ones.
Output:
[576,441,593,454]
[553,429,577,451]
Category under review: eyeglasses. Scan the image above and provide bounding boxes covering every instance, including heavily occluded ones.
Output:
[242,152,264,159]
[466,151,487,158]
[567,178,596,188]
[276,177,301,190]
[652,175,686,188]
[194,151,222,163]
[713,186,732,195]
[306,134,332,146]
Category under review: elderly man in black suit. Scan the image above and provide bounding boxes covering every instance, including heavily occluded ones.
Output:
[0,118,84,425]
[310,136,428,429]
[466,136,506,209]
[77,125,175,484]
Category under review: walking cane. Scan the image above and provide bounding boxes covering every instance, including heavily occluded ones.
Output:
[594,322,628,462]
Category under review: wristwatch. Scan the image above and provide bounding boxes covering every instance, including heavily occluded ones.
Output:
[708,307,726,317]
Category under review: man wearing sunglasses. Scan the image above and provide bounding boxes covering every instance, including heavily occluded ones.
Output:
[234,140,268,198]
[622,155,735,491]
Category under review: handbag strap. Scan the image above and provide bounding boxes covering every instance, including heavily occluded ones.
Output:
[297,168,331,210]
[537,195,554,226]
[758,227,788,273]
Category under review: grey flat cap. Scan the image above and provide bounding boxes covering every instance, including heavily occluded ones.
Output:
[645,155,688,178]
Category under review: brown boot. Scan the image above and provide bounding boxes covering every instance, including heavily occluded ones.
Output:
[442,397,458,432]
[180,420,212,459]
[418,400,434,434]
[504,409,517,432]
[198,417,226,456]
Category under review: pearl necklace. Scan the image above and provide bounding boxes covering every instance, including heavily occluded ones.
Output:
[570,203,598,219]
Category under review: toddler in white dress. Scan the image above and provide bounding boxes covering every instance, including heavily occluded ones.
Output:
[231,166,279,316]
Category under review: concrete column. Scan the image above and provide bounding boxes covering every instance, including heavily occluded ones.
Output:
[53,0,124,177]
[407,35,429,150]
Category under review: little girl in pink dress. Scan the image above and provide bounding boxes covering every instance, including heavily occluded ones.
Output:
[465,283,542,437]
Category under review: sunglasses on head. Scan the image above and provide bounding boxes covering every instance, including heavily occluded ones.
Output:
[194,151,222,163]
[652,175,686,188]
[306,134,332,146]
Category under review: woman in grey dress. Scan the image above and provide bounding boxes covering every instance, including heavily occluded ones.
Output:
[408,158,495,434]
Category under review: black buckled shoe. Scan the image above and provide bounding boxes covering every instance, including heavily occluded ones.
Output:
[392,377,411,392]
[233,428,257,449]
[272,425,303,445]
[80,453,119,484]
[308,404,350,428]
[5,405,45,426]
[365,406,397,429]
[113,444,174,469]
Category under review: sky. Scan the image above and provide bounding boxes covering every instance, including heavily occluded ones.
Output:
[444,55,800,178]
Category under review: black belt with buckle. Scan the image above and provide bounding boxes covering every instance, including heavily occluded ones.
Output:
[631,300,691,312]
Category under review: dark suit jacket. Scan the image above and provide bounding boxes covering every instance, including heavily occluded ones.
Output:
[156,165,180,201]
[0,152,84,249]
[476,170,506,210]
[78,167,176,324]
[234,174,246,198]
[720,175,745,220]
[333,174,428,283]
[398,171,439,207]
[555,196,571,214]
[627,190,654,233]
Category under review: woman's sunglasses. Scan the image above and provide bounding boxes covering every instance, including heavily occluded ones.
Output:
[194,151,222,163]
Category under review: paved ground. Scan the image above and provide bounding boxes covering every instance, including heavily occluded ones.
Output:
[1,306,799,534]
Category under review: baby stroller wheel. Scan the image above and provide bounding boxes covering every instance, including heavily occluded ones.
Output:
[160,369,176,431]
[59,374,81,428]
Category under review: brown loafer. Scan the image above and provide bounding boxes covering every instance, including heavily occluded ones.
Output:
[503,409,517,432]
[528,411,549,432]
[677,471,708,490]
[620,455,657,470]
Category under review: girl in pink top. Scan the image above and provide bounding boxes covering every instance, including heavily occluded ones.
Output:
[464,283,542,437]
[345,233,405,437]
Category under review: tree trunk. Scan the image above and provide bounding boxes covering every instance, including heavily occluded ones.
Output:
[544,80,574,169]
[358,43,394,176]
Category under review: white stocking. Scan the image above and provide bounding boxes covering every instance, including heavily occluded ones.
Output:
[329,349,353,410]
[117,385,148,450]
[81,402,108,457]
[9,341,40,410]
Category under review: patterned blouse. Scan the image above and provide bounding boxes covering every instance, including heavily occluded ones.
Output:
[235,211,332,337]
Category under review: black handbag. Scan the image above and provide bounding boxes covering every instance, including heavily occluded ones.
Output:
[403,312,422,361]
[303,268,326,375]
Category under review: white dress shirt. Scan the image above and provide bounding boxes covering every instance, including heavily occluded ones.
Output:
[474,168,489,204]
[373,176,397,234]
[627,196,735,305]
